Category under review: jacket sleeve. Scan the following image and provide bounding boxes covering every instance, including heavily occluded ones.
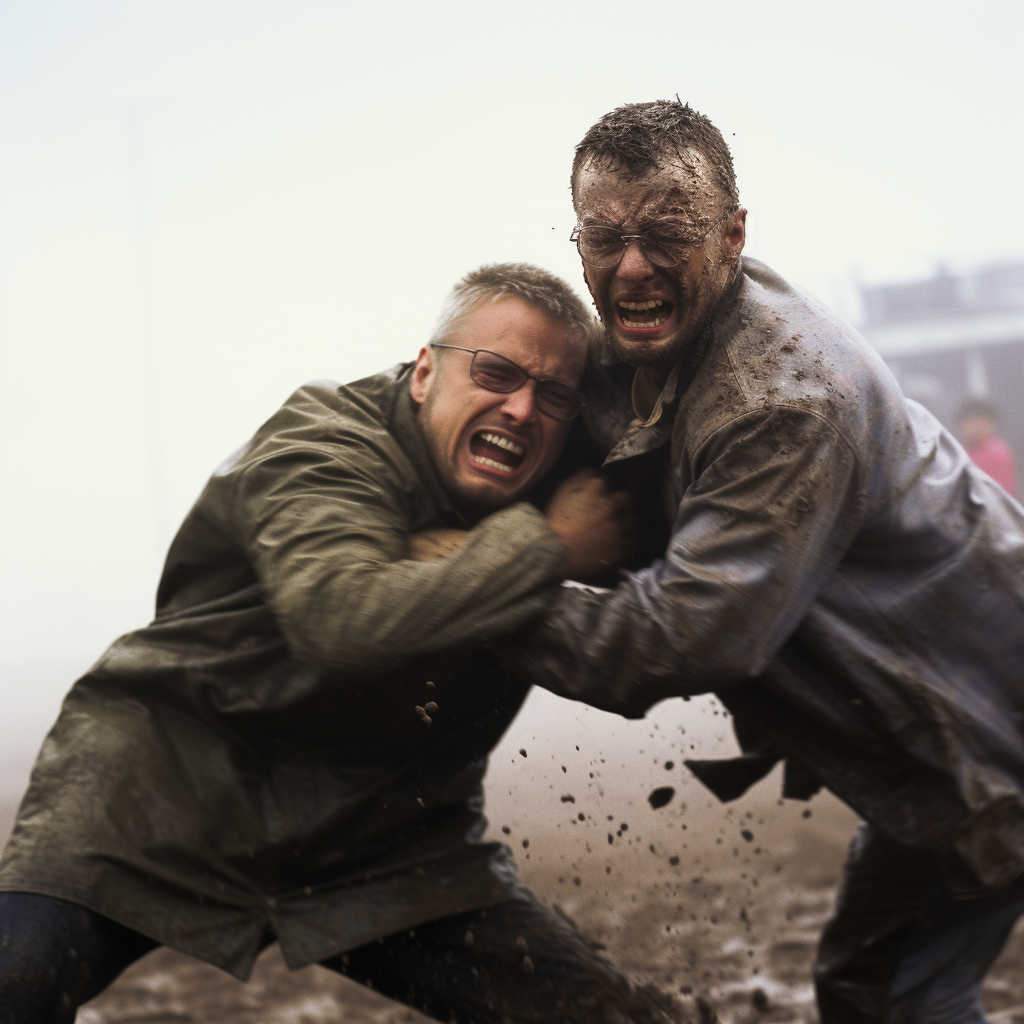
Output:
[236,444,567,674]
[501,405,861,715]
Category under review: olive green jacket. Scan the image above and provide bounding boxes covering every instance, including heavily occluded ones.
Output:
[0,366,566,979]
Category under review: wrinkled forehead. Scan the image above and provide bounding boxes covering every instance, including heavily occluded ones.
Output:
[574,150,722,227]
[455,295,588,383]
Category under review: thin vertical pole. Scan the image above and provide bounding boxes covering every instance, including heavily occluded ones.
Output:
[126,108,169,577]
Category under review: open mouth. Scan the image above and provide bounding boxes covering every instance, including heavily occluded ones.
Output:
[616,298,674,331]
[468,431,526,475]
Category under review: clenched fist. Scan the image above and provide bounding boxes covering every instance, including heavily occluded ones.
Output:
[545,469,634,581]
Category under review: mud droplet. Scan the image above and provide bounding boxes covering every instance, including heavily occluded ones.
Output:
[502,826,511,834]
[425,680,435,689]
[414,706,432,726]
[522,955,535,974]
[560,794,575,803]
[515,935,529,952]
[648,786,675,809]
[424,701,438,712]
[519,748,528,757]
[741,829,754,842]
[664,760,674,770]
[522,838,529,848]
[669,856,680,866]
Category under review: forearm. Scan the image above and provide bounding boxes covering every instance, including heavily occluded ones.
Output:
[497,409,863,715]
[266,502,566,673]
[496,566,731,717]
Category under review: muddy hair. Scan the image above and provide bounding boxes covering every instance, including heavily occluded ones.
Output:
[429,263,599,352]
[571,99,739,210]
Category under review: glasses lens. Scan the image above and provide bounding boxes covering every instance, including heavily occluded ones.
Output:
[575,226,625,267]
[470,350,526,392]
[641,229,692,267]
[535,382,583,420]
[471,350,582,420]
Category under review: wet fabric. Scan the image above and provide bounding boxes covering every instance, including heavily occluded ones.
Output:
[815,825,1024,1023]
[0,891,160,1023]
[329,889,684,1024]
[0,891,684,1024]
[0,367,568,979]
[508,258,1024,897]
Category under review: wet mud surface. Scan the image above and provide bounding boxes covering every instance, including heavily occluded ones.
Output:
[4,691,1022,1023]
[69,804,1024,1023]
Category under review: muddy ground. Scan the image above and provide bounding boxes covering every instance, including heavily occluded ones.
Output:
[3,691,1023,1023]
[36,791,1021,1024]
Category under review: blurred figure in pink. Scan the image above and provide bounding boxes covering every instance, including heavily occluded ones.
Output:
[958,399,1017,497]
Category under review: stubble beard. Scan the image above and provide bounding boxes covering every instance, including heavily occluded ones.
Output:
[602,257,742,376]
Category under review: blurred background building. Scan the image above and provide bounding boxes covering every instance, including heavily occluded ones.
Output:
[859,260,1024,492]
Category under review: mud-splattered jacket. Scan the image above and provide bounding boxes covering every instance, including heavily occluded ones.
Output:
[0,367,566,979]
[511,257,1024,898]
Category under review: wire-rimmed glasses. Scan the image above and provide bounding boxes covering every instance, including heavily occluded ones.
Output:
[429,343,584,421]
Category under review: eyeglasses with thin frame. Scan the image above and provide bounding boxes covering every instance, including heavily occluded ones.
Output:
[429,343,584,421]
[570,208,736,269]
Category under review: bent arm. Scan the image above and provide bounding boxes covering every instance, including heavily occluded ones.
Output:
[501,406,862,715]
[238,445,566,674]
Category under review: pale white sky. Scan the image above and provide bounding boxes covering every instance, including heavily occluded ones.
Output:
[1,0,1022,785]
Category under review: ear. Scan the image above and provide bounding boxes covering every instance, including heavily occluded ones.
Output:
[409,347,434,406]
[725,207,747,256]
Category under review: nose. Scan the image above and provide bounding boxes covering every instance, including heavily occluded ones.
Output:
[615,239,656,281]
[499,381,539,424]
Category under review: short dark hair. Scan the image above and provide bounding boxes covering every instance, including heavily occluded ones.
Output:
[571,99,739,210]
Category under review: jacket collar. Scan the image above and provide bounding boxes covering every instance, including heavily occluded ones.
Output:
[388,366,470,528]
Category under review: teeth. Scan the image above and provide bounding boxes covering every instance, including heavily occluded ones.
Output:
[621,315,669,329]
[472,456,514,474]
[480,432,525,456]
[619,299,664,311]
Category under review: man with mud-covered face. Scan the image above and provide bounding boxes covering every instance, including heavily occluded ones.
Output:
[496,101,1024,1023]
[572,155,745,377]
[0,263,688,1024]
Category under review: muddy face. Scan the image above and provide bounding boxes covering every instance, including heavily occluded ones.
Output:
[574,154,745,382]
[410,296,585,515]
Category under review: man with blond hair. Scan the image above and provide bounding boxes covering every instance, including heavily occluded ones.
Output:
[0,263,683,1024]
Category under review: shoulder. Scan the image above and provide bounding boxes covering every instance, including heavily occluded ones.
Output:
[216,365,415,480]
[681,259,903,457]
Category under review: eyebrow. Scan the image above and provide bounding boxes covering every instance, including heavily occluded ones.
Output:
[580,190,706,227]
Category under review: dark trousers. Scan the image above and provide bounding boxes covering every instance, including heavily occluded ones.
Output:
[815,824,1024,1024]
[0,891,680,1024]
